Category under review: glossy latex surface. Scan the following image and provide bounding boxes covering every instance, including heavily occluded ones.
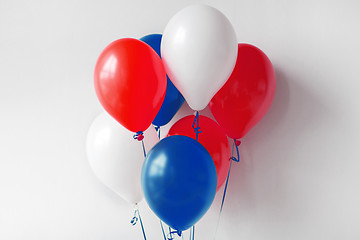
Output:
[141,135,217,231]
[210,44,276,139]
[168,115,230,191]
[161,5,238,110]
[94,38,167,132]
[140,34,184,127]
[86,112,159,204]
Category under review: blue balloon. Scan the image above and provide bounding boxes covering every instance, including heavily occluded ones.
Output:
[140,34,185,127]
[141,135,217,231]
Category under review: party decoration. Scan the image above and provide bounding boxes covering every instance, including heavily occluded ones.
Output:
[209,43,276,139]
[90,5,278,240]
[86,112,158,204]
[168,115,230,191]
[141,135,217,231]
[94,38,167,132]
[140,34,185,127]
[161,4,238,111]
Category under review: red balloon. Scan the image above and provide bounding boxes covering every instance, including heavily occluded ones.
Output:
[94,38,167,132]
[209,44,276,139]
[168,115,231,191]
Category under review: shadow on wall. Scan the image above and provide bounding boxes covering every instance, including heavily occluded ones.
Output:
[215,65,330,229]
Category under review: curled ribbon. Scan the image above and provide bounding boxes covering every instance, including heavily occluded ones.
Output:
[230,139,241,162]
[167,230,182,240]
[192,111,202,141]
[131,215,138,226]
[131,209,147,240]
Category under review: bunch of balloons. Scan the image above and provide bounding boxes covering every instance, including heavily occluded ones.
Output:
[86,4,276,239]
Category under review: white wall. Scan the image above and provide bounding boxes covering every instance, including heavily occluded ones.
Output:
[1,0,360,239]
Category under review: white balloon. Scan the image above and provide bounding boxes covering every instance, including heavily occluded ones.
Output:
[161,5,238,111]
[86,112,158,204]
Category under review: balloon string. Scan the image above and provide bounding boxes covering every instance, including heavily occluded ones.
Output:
[155,125,161,140]
[160,220,167,240]
[141,140,146,158]
[133,131,146,157]
[213,139,241,240]
[189,225,195,240]
[192,111,202,141]
[191,112,200,240]
[231,139,240,162]
[137,209,147,240]
[131,208,147,240]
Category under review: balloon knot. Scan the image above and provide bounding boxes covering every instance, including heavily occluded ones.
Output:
[137,135,144,141]
[133,131,144,141]
[154,126,161,139]
[167,230,182,240]
[235,140,241,146]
